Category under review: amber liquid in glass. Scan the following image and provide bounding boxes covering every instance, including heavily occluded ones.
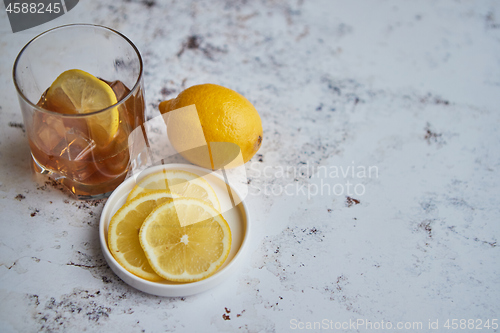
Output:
[30,79,144,198]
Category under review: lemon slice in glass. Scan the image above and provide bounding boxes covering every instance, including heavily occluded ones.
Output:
[107,190,181,281]
[44,69,120,146]
[139,197,231,282]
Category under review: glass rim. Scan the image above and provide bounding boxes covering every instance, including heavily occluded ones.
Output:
[12,23,144,118]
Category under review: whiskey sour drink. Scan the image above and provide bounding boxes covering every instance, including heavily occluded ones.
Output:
[13,25,145,199]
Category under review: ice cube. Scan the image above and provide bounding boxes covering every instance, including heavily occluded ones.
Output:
[44,115,66,137]
[67,158,97,182]
[64,132,96,161]
[108,80,130,101]
[36,121,64,152]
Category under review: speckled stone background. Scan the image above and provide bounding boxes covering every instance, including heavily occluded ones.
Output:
[1,1,499,332]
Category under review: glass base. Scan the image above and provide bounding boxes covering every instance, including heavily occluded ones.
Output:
[31,154,120,200]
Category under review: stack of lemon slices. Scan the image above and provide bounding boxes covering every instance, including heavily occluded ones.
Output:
[107,170,231,282]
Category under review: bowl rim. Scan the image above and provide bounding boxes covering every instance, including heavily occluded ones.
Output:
[99,163,250,296]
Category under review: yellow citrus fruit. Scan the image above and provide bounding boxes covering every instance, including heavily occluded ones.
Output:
[159,84,263,169]
[127,169,221,211]
[107,190,181,281]
[44,69,119,146]
[139,198,231,282]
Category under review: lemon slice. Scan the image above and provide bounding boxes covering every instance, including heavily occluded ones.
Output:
[45,69,120,146]
[107,190,181,281]
[139,198,231,282]
[127,170,221,211]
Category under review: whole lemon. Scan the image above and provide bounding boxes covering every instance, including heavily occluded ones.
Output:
[159,84,263,169]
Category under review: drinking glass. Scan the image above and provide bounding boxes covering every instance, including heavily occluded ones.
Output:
[13,24,145,199]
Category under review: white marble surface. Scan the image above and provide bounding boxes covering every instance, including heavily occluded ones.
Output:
[1,0,500,332]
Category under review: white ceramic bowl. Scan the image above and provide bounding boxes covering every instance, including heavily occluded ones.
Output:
[99,164,250,297]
